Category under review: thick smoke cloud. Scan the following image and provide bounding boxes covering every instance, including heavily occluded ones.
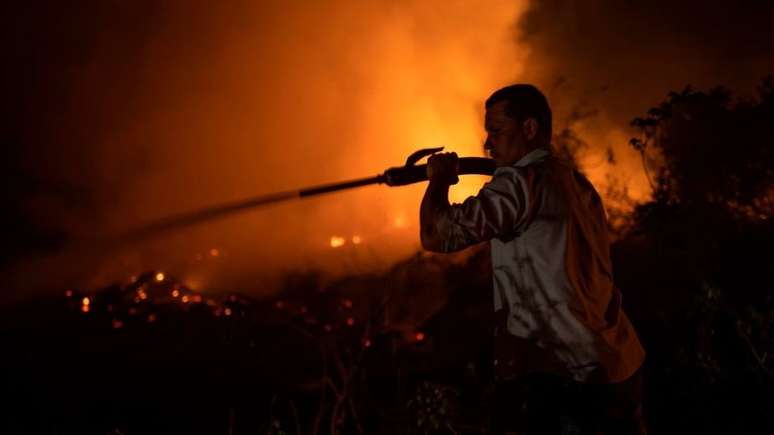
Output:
[2,0,528,300]
[5,0,772,302]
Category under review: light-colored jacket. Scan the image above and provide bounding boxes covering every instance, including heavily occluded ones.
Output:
[433,147,645,383]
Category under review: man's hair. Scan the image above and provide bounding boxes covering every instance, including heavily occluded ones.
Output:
[486,84,552,144]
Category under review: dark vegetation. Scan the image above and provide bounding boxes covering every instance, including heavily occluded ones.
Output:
[1,79,772,434]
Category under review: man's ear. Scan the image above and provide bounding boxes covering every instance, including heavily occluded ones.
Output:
[522,117,539,141]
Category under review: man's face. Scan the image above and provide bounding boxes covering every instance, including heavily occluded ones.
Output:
[484,100,535,167]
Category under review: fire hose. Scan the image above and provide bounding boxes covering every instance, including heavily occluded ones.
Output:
[118,147,495,242]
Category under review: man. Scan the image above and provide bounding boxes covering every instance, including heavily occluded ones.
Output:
[420,84,647,434]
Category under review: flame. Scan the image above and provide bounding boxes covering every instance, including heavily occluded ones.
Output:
[330,236,346,248]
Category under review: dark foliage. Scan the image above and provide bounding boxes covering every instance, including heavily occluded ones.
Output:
[616,78,774,434]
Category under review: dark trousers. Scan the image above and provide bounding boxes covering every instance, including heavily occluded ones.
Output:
[491,368,647,435]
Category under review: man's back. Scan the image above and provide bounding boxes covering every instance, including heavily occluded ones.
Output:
[437,147,644,383]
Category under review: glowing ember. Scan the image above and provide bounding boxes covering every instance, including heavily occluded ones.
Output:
[171,290,180,298]
[209,248,220,257]
[112,319,123,329]
[155,272,165,282]
[342,299,353,308]
[81,305,90,313]
[193,294,202,303]
[351,235,362,245]
[82,297,90,306]
[330,236,346,248]
[415,332,425,342]
[147,314,157,323]
[181,295,190,303]
[64,290,73,297]
[364,339,372,348]
[138,290,148,300]
[346,317,355,326]
[224,307,232,316]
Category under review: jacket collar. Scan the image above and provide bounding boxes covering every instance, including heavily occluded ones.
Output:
[512,146,550,168]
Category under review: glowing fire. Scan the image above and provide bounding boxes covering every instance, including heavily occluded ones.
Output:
[155,272,165,282]
[330,236,346,248]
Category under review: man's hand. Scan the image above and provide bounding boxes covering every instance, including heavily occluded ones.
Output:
[427,152,460,185]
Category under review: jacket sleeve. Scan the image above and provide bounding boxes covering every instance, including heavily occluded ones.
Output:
[433,166,538,253]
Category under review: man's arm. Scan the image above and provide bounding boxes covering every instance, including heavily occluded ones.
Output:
[420,180,452,252]
[420,152,536,253]
[420,152,459,252]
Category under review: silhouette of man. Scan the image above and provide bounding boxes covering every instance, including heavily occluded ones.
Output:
[420,84,647,434]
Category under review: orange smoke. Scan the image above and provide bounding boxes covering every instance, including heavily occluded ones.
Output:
[49,0,534,293]
[7,0,654,299]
